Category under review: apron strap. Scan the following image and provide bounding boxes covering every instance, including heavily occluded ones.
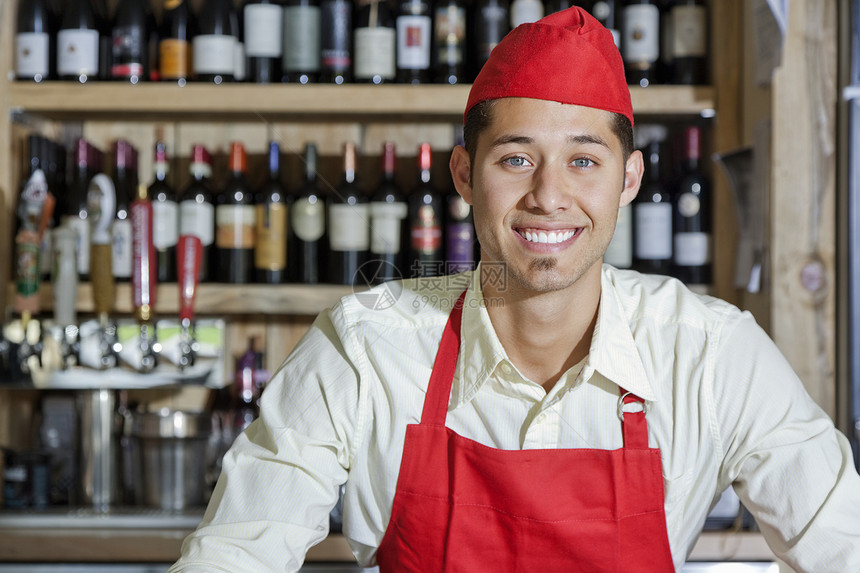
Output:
[420,290,467,426]
[618,391,650,449]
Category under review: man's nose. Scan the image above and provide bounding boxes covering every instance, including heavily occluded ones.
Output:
[522,163,573,213]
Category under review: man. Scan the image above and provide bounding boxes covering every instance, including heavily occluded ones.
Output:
[170,7,860,572]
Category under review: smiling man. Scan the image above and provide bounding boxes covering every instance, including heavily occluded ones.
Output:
[169,7,860,573]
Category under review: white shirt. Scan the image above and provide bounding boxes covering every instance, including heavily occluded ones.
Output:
[169,265,860,573]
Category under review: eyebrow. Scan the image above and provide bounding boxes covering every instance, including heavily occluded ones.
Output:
[489,133,612,150]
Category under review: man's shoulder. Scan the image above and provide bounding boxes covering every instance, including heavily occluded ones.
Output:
[602,265,746,330]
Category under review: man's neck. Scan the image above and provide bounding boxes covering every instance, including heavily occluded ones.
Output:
[481,267,601,393]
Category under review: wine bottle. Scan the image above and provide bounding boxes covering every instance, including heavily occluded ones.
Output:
[282,0,321,84]
[112,140,138,282]
[590,0,620,48]
[234,2,247,82]
[471,0,509,78]
[290,143,327,284]
[244,0,283,84]
[622,0,660,87]
[56,0,100,82]
[445,189,475,274]
[353,0,396,84]
[369,142,408,283]
[320,0,353,84]
[215,142,256,283]
[408,143,443,277]
[148,141,178,283]
[328,142,369,285]
[433,0,467,85]
[672,126,711,285]
[604,203,633,269]
[159,0,193,85]
[544,0,570,16]
[179,144,216,282]
[255,141,290,284]
[16,0,53,82]
[633,124,673,275]
[509,0,543,28]
[193,0,238,84]
[395,0,432,84]
[111,0,149,83]
[668,0,707,85]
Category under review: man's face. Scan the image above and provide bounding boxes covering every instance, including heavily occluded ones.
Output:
[451,97,643,294]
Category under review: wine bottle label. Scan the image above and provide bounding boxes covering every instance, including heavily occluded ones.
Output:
[674,232,711,266]
[160,39,190,78]
[621,5,659,65]
[671,5,707,58]
[396,15,431,70]
[634,203,672,260]
[354,27,395,80]
[446,222,475,269]
[411,205,442,254]
[193,34,237,75]
[234,40,246,81]
[435,6,466,66]
[153,200,179,249]
[112,218,133,279]
[255,203,288,270]
[283,6,321,71]
[57,29,99,76]
[216,204,256,249]
[510,0,543,28]
[292,197,326,242]
[370,201,407,255]
[16,32,50,78]
[321,0,352,70]
[245,4,284,57]
[329,203,370,251]
[64,216,91,275]
[179,200,215,246]
[604,204,633,269]
[677,192,701,218]
[111,25,145,77]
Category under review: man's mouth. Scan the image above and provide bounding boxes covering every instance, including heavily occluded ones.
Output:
[516,228,579,244]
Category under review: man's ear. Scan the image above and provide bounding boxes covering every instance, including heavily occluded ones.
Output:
[619,149,644,208]
[449,145,473,205]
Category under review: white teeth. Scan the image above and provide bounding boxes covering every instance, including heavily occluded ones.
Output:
[522,230,575,244]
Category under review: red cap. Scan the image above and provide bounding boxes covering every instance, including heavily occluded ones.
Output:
[465,6,633,125]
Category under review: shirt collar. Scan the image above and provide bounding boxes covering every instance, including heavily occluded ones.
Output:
[587,267,656,401]
[451,264,657,409]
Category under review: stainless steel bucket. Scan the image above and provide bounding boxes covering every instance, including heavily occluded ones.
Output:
[128,410,212,511]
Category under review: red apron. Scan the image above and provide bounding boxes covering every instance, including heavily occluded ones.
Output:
[376,292,676,572]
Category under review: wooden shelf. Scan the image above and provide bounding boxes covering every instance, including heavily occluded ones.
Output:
[7,82,715,121]
[7,282,357,317]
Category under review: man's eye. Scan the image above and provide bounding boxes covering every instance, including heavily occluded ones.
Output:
[572,158,594,168]
[503,156,530,167]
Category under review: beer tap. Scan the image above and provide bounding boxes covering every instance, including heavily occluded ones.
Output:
[177,235,203,371]
[88,173,119,370]
[12,169,55,380]
[131,183,158,372]
[51,225,80,369]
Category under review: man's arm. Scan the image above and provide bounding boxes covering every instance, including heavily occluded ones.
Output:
[712,312,860,572]
[168,307,360,572]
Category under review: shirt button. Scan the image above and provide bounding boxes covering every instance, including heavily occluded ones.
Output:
[500,363,512,375]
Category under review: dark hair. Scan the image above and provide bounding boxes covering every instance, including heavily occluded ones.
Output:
[462,100,634,167]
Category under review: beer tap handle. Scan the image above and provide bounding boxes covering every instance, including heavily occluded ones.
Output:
[88,174,117,369]
[52,226,80,369]
[132,184,158,372]
[177,235,202,370]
